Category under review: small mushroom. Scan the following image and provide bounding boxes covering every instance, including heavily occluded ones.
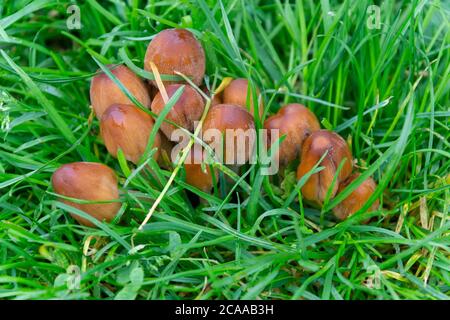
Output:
[296,130,353,205]
[333,173,379,220]
[202,104,255,165]
[264,103,320,167]
[52,162,121,227]
[222,78,263,117]
[184,143,217,193]
[90,64,150,119]
[151,84,205,140]
[100,104,161,164]
[144,28,205,86]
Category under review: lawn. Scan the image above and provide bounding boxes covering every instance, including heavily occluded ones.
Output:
[0,0,449,300]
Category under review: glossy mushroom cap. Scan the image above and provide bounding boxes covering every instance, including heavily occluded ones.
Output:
[202,104,255,165]
[144,28,205,86]
[222,78,263,117]
[264,104,320,167]
[90,65,150,119]
[184,144,217,193]
[100,104,161,164]
[333,173,379,220]
[52,162,121,227]
[151,84,205,140]
[296,130,353,205]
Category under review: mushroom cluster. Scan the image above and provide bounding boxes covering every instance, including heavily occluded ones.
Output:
[264,107,379,220]
[51,28,379,228]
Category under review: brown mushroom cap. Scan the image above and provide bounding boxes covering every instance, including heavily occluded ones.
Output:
[264,103,320,167]
[222,78,263,117]
[51,162,121,227]
[296,130,353,205]
[151,84,205,140]
[144,28,205,86]
[202,104,255,165]
[333,173,379,220]
[90,64,150,119]
[100,104,161,164]
[184,144,217,193]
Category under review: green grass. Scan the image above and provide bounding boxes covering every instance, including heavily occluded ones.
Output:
[0,0,449,300]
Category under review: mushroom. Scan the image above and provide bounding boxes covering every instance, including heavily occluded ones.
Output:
[202,104,255,166]
[184,143,217,193]
[144,28,205,86]
[52,162,121,227]
[264,103,320,167]
[333,173,379,220]
[296,130,353,205]
[90,64,150,119]
[151,84,205,140]
[222,78,263,117]
[100,104,161,164]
